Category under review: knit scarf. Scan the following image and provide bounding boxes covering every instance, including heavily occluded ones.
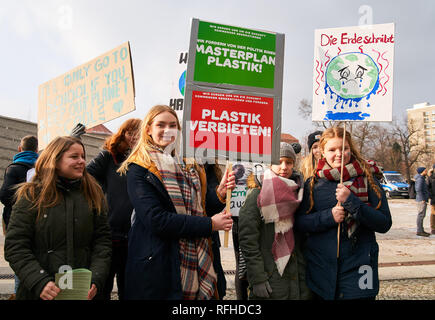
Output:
[316,157,381,239]
[148,147,217,300]
[257,168,303,276]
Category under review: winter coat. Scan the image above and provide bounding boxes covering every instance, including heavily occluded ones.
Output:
[295,177,392,300]
[414,173,429,202]
[238,172,312,300]
[124,162,225,300]
[4,180,112,300]
[87,150,133,240]
[428,175,435,205]
[0,151,38,227]
[204,164,227,299]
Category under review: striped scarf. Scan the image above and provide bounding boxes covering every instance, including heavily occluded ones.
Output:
[257,169,303,276]
[149,148,217,300]
[316,158,381,239]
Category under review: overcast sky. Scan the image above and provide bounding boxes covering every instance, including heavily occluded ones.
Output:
[1,0,434,143]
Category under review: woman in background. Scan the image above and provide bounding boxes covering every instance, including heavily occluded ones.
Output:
[300,130,323,181]
[87,118,141,300]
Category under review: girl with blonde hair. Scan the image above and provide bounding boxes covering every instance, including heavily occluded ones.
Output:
[5,136,112,300]
[119,105,235,300]
[300,130,323,181]
[295,127,392,300]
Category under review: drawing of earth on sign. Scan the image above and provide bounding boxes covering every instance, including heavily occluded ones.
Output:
[323,52,379,120]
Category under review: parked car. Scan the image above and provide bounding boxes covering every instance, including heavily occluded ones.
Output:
[380,171,409,198]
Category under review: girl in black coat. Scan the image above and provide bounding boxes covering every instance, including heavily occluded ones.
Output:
[87,118,141,300]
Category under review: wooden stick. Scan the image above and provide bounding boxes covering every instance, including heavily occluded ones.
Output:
[337,122,347,258]
[224,160,232,248]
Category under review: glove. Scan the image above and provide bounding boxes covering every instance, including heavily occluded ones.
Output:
[252,281,272,298]
[70,123,86,139]
[290,142,302,154]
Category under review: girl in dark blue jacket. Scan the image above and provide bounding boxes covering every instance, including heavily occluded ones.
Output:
[118,105,235,300]
[295,127,392,300]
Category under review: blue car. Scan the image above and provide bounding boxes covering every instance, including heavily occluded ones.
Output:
[380,171,409,198]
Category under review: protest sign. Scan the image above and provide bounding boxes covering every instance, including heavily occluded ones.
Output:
[38,42,135,149]
[183,19,284,164]
[169,51,188,120]
[228,162,252,217]
[312,23,394,122]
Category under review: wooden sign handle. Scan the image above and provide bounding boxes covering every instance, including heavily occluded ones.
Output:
[337,122,347,258]
[224,161,232,248]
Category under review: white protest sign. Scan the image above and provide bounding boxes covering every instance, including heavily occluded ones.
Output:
[312,23,394,122]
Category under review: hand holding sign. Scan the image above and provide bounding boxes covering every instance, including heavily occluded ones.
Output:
[217,168,236,200]
[211,211,233,231]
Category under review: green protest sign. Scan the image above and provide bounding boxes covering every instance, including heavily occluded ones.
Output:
[193,21,276,89]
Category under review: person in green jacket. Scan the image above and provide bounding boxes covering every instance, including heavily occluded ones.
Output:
[239,142,312,300]
[5,136,112,300]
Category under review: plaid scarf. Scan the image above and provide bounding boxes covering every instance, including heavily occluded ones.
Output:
[148,147,217,300]
[316,157,381,239]
[257,169,303,276]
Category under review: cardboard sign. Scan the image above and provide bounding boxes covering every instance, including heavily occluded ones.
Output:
[38,42,135,149]
[183,19,285,164]
[312,23,394,122]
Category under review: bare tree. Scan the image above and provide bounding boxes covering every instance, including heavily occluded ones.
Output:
[391,116,433,181]
[297,99,341,130]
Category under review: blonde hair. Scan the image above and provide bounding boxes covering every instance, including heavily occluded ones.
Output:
[300,149,318,181]
[118,105,181,174]
[15,136,107,220]
[306,127,382,214]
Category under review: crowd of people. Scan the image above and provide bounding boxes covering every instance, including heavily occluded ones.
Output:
[8,103,435,300]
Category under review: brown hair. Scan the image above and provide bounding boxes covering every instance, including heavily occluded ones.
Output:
[15,136,107,219]
[306,127,382,214]
[20,135,38,152]
[103,118,142,155]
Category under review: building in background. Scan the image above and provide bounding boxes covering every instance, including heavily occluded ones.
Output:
[0,116,112,186]
[407,102,435,167]
[407,102,435,148]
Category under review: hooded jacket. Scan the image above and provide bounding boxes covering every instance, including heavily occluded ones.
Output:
[0,151,38,227]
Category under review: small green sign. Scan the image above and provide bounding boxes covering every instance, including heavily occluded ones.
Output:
[194,21,276,89]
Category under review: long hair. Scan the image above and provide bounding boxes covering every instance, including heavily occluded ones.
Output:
[118,105,181,175]
[300,149,318,181]
[306,127,382,213]
[103,118,142,155]
[15,136,107,220]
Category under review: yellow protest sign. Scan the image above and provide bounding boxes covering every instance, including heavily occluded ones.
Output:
[38,42,135,149]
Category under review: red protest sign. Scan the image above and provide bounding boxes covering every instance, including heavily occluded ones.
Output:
[188,90,273,156]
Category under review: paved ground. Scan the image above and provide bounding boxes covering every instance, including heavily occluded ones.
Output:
[219,198,435,300]
[0,198,434,300]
